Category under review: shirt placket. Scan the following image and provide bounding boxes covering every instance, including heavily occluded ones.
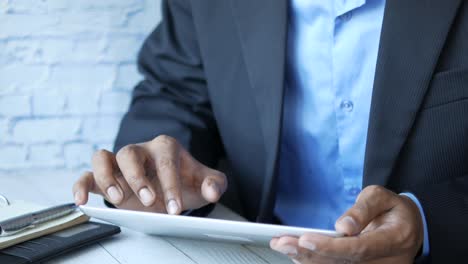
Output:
[332,1,366,207]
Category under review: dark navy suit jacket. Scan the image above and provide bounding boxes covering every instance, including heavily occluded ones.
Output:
[114,0,468,262]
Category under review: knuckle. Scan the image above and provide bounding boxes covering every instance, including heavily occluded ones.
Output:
[116,144,138,160]
[76,171,95,191]
[81,171,93,183]
[349,244,367,262]
[153,135,177,147]
[397,225,413,246]
[92,149,110,162]
[342,259,357,264]
[332,259,349,264]
[72,181,80,192]
[163,186,180,197]
[126,173,143,187]
[81,170,93,178]
[99,166,114,179]
[395,231,407,246]
[295,251,311,263]
[158,157,177,171]
[364,185,384,196]
[353,198,370,218]
[354,200,368,212]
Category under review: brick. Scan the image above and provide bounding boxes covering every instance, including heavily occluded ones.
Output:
[50,11,126,35]
[0,42,6,64]
[3,0,68,14]
[4,1,46,14]
[115,63,142,90]
[32,90,66,116]
[0,118,9,142]
[126,7,160,33]
[39,39,75,64]
[28,144,64,168]
[47,65,114,90]
[0,65,47,94]
[0,145,26,169]
[0,39,41,64]
[0,0,7,13]
[64,142,93,168]
[82,116,121,143]
[0,95,31,117]
[12,118,81,143]
[40,37,108,64]
[100,36,142,63]
[69,37,106,63]
[0,14,59,38]
[65,86,100,115]
[100,91,130,114]
[70,0,143,11]
[42,0,70,12]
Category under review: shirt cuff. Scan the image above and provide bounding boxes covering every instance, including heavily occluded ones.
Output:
[400,192,430,258]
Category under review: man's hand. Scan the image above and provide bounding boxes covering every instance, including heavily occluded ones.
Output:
[270,186,424,264]
[72,135,227,215]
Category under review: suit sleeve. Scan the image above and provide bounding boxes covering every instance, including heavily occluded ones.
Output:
[113,0,224,168]
[411,175,468,262]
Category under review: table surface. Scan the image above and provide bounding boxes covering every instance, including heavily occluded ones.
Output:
[0,173,292,264]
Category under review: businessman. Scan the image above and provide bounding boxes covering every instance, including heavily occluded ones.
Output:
[73,0,468,263]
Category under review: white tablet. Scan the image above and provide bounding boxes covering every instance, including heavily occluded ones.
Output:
[79,205,342,246]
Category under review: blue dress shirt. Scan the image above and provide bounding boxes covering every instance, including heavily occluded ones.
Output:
[275,0,429,256]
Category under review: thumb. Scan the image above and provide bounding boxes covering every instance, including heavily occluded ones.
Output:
[335,185,398,236]
[199,168,228,203]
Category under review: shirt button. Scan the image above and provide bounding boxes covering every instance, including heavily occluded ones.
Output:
[340,100,354,112]
[347,186,361,196]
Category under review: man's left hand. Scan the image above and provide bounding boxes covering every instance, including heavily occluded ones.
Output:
[270,185,424,264]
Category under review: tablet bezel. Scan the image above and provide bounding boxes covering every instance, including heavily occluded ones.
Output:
[79,205,342,246]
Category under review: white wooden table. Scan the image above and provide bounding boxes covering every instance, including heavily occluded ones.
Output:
[0,173,292,264]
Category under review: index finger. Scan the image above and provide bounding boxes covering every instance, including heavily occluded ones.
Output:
[150,135,183,215]
[116,144,156,207]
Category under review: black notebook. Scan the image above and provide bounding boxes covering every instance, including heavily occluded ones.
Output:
[0,221,120,264]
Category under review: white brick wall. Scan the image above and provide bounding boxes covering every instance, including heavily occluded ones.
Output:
[0,0,161,176]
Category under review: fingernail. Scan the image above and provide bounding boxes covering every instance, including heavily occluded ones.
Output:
[139,187,154,206]
[107,186,122,203]
[338,216,359,234]
[207,180,221,194]
[300,240,316,251]
[276,246,298,256]
[292,260,302,264]
[167,199,179,215]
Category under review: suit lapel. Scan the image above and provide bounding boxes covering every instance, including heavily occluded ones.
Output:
[363,0,462,186]
[230,0,288,220]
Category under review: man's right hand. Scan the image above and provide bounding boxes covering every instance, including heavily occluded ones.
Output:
[72,135,228,215]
